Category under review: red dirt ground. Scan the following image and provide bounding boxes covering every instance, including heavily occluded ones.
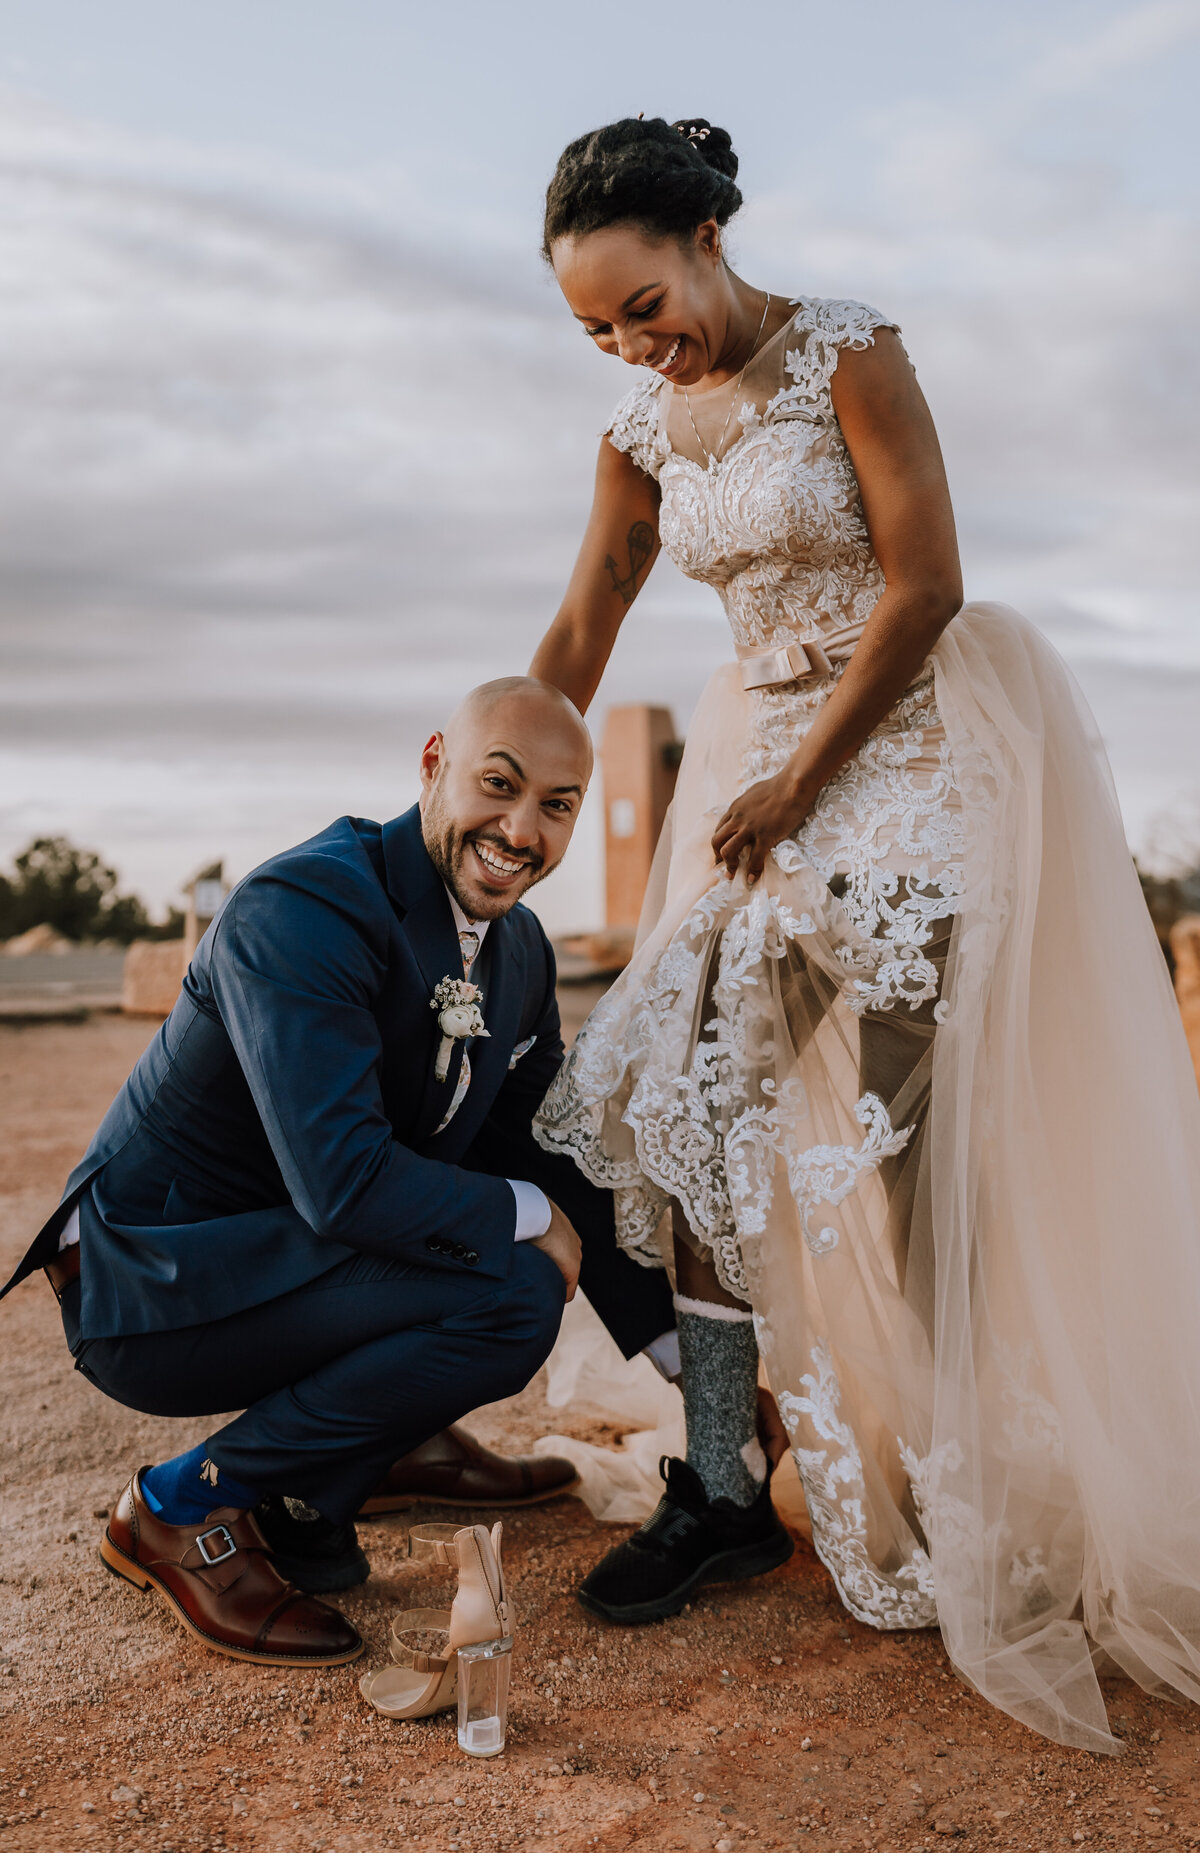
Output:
[3,1014,1200,1853]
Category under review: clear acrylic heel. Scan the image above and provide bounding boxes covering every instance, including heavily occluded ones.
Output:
[457,1634,513,1756]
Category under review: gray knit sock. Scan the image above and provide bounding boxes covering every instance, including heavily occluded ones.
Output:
[675,1293,768,1508]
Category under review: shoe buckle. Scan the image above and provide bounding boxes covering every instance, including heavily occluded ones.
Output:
[196,1524,237,1566]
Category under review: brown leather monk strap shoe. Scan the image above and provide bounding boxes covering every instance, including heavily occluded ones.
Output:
[359,1423,580,1515]
[100,1471,364,1667]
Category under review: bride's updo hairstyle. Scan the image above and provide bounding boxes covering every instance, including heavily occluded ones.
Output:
[542,117,743,259]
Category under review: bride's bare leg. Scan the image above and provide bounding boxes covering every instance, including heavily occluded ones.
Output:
[671,1204,771,1505]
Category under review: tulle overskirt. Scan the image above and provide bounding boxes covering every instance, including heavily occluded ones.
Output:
[535,603,1200,1752]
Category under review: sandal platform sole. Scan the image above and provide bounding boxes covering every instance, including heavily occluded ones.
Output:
[99,1532,366,1667]
[577,1525,794,1626]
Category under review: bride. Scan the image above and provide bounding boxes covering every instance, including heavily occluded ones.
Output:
[528,114,1200,1753]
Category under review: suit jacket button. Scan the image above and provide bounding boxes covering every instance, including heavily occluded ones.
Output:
[453,1243,466,1258]
[465,1250,480,1265]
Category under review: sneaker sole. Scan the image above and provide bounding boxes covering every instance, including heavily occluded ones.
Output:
[99,1533,366,1667]
[576,1525,795,1626]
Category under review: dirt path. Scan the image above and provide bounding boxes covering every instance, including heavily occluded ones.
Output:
[3,1016,1200,1853]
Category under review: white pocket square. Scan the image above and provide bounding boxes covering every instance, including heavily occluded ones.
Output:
[508,1036,537,1070]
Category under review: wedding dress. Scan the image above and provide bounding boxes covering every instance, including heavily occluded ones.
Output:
[533,297,1200,1753]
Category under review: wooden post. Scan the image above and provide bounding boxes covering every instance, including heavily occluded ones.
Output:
[601,705,681,930]
[184,861,227,957]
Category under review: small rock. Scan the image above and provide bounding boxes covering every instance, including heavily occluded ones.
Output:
[231,1796,248,1815]
[110,1786,141,1805]
[800,1737,813,1752]
[694,1791,706,1802]
[81,1803,96,1814]
[454,1796,465,1806]
[770,1655,782,1665]
[716,1840,737,1852]
[92,1507,109,1519]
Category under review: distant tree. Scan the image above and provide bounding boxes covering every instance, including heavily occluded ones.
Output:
[1138,861,1200,979]
[0,835,174,945]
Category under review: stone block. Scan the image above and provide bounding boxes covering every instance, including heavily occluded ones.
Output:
[122,939,188,1018]
[1170,913,1200,1091]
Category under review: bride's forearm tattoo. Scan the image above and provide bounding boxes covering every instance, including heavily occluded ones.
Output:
[604,521,655,606]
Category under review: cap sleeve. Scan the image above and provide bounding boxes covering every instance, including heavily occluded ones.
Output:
[775,297,902,424]
[602,375,667,481]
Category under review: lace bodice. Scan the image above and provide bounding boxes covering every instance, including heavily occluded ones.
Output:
[605,296,896,653]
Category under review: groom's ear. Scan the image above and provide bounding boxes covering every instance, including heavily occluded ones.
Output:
[418,732,445,805]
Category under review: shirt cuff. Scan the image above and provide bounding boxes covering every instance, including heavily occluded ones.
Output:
[507,1179,553,1241]
[643,1328,681,1383]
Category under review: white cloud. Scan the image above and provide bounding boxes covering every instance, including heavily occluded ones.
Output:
[1027,0,1200,97]
[1,74,1197,917]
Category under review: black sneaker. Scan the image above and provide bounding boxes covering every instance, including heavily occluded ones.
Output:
[577,1456,793,1625]
[253,1494,371,1594]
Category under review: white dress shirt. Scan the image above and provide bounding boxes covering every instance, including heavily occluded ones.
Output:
[444,887,551,1243]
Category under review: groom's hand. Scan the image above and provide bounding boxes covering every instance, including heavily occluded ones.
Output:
[531,1200,582,1302]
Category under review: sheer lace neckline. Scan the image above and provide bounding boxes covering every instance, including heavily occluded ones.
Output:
[664,299,803,403]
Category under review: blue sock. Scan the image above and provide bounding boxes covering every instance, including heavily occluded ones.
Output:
[140,1443,260,1525]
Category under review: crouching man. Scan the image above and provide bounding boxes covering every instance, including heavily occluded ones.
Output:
[0,678,673,1666]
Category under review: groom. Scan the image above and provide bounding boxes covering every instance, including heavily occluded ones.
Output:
[1,678,673,1667]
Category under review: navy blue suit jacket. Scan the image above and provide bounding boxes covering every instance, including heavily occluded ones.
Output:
[2,808,672,1353]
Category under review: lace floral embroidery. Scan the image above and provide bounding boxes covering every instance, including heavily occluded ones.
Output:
[779,1344,937,1629]
[603,375,667,481]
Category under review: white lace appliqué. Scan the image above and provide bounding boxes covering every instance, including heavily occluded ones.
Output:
[779,1344,937,1629]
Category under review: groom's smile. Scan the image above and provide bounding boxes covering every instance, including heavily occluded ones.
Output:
[418,678,593,923]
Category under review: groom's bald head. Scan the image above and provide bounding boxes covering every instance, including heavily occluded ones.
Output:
[444,678,593,771]
[419,678,592,920]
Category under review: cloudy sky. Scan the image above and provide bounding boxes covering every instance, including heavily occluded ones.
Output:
[2,0,1198,928]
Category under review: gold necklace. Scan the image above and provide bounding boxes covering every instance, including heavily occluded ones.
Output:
[682,290,772,470]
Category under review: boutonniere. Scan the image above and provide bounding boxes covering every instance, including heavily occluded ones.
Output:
[430,977,489,1082]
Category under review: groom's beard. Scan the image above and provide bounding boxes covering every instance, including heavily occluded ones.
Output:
[423,799,549,922]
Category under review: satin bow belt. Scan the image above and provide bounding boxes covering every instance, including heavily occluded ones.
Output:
[739,621,866,691]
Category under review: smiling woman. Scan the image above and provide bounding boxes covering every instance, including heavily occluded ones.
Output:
[527,113,1200,1756]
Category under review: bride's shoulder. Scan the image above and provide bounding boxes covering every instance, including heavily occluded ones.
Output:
[602,372,667,479]
[787,294,899,350]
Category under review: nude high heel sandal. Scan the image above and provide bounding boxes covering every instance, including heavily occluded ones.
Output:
[359,1521,512,1727]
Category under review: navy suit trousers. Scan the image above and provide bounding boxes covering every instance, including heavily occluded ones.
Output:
[61,1236,565,1524]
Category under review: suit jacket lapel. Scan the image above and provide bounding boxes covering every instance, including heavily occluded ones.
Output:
[381,807,472,1141]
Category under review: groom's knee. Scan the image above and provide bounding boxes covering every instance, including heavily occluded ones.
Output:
[489,1242,566,1394]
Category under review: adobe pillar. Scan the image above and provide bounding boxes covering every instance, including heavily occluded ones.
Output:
[601,705,681,929]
